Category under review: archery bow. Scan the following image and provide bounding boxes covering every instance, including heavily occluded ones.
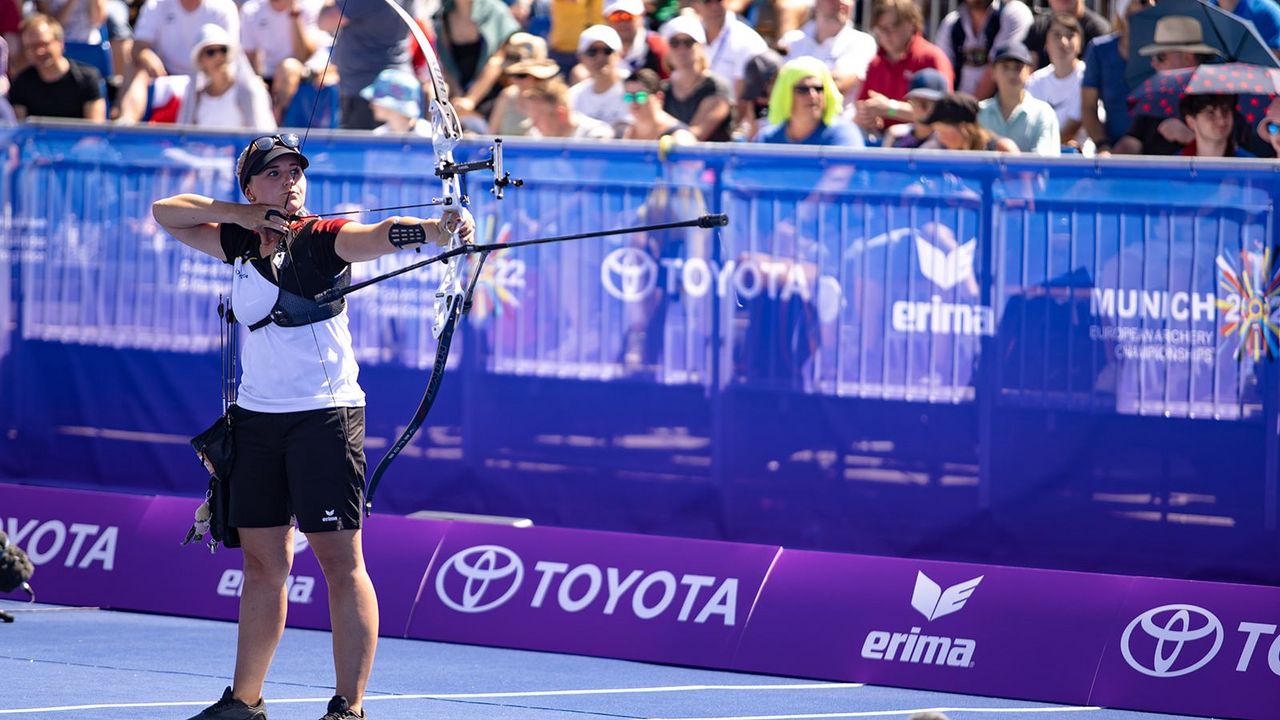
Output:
[304,0,728,514]
[339,0,523,513]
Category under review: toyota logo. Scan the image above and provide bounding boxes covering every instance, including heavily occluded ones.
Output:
[435,545,524,613]
[600,248,658,301]
[1121,604,1224,678]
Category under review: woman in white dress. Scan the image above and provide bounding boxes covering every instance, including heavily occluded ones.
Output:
[177,23,276,131]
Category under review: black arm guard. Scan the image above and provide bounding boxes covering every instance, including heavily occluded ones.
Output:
[389,222,430,249]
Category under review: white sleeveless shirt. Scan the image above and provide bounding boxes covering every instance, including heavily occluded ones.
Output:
[229,253,366,413]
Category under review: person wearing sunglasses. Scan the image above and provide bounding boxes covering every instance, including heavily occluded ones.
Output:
[175,23,275,130]
[1257,99,1280,156]
[569,24,630,135]
[658,15,732,142]
[152,134,474,720]
[758,56,863,147]
[622,67,695,143]
[487,56,560,135]
[776,0,875,107]
[131,0,239,80]
[451,31,546,132]
[1113,15,1214,156]
[602,0,668,78]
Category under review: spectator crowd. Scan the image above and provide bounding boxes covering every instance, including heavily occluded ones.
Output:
[2,0,1280,159]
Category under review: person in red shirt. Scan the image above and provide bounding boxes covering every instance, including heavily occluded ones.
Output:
[854,0,953,136]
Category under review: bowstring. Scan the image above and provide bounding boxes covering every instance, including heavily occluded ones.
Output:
[300,0,349,149]
[309,200,446,218]
[280,0,359,523]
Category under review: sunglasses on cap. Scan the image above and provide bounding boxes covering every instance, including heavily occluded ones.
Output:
[622,90,650,104]
[607,10,637,22]
[250,133,302,153]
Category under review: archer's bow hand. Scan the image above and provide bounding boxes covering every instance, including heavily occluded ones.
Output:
[440,207,476,246]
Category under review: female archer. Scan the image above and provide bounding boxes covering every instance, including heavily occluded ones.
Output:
[152,133,474,720]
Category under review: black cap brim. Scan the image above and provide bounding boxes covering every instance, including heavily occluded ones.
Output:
[241,147,309,188]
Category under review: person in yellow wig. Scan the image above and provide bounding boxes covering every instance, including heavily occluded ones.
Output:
[757,56,864,146]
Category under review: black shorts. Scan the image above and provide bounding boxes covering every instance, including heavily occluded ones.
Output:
[227,405,366,533]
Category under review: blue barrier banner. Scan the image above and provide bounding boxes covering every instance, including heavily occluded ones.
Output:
[2,123,1278,586]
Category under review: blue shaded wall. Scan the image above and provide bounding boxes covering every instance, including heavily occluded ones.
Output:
[2,123,1277,585]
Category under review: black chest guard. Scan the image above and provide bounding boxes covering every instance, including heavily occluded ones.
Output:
[247,219,352,332]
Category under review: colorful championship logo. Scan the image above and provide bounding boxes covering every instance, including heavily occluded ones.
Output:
[1216,249,1280,362]
[469,223,524,321]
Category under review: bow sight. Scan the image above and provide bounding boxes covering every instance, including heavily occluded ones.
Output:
[435,138,524,202]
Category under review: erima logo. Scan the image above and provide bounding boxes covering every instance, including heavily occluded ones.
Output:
[915,236,976,291]
[861,571,980,668]
[911,571,983,621]
[890,236,993,336]
[321,510,338,523]
[219,570,316,604]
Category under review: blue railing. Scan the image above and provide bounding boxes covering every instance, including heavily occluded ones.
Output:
[2,121,1278,585]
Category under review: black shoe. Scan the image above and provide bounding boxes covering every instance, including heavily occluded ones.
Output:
[186,687,267,720]
[320,695,365,720]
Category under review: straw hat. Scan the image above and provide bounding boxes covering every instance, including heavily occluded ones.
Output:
[1138,16,1220,57]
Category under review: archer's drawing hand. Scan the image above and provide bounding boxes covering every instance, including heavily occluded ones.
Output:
[237,203,291,239]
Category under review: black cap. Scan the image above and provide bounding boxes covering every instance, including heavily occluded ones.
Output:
[237,137,309,192]
[741,50,783,102]
[992,42,1033,67]
[922,92,980,125]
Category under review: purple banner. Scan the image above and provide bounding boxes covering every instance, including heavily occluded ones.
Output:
[0,484,444,635]
[406,522,779,667]
[731,550,1132,704]
[0,483,151,609]
[1092,577,1280,719]
[6,482,1280,720]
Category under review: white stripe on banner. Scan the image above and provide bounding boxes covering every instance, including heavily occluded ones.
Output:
[649,707,1108,720]
[0,683,864,715]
